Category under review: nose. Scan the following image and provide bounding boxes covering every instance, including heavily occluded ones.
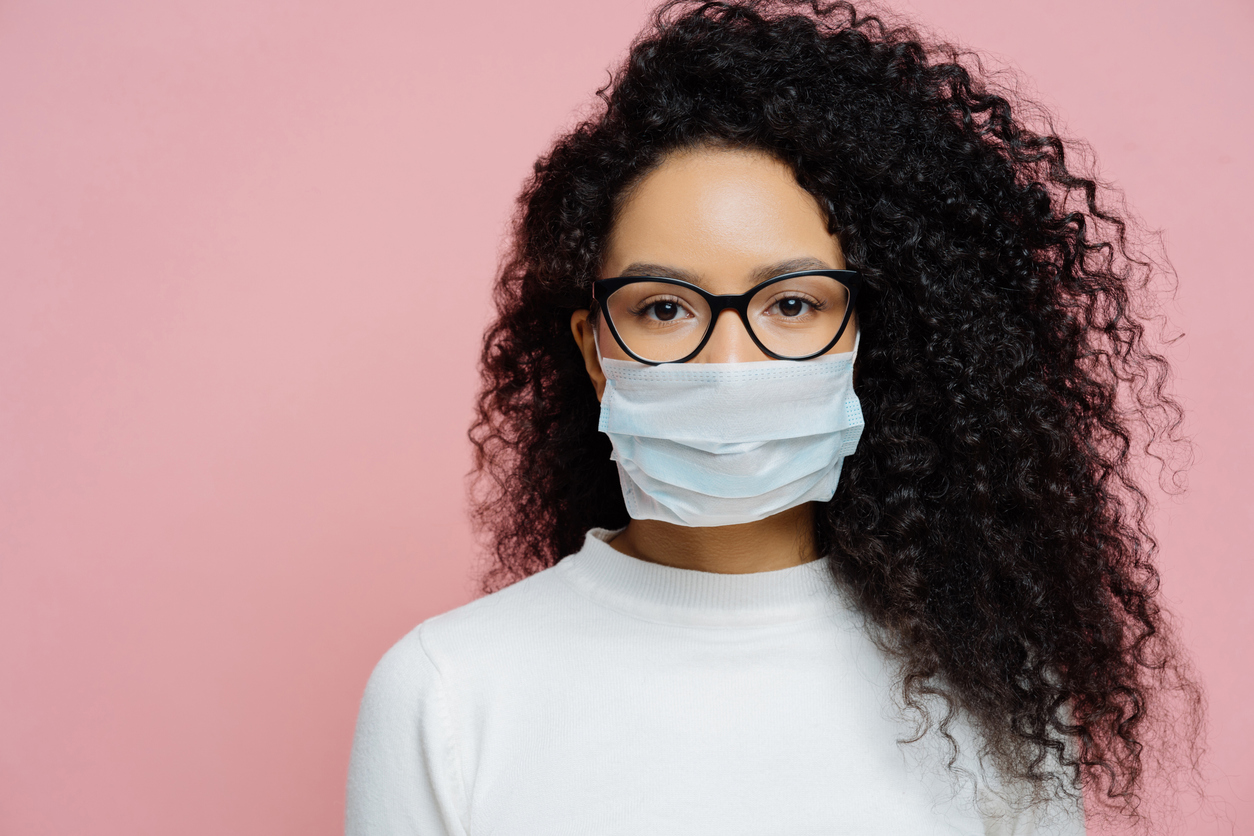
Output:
[693,308,772,363]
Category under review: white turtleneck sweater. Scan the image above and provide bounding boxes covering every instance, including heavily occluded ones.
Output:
[346,528,1085,835]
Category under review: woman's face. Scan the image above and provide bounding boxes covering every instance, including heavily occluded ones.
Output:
[571,145,855,399]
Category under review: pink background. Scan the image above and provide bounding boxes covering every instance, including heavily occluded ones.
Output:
[1,1,1249,833]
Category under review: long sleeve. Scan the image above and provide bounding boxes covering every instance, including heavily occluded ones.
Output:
[345,626,469,836]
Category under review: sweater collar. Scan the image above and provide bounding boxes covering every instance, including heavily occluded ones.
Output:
[554,527,847,627]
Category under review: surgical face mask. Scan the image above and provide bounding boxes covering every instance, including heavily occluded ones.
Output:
[595,328,865,527]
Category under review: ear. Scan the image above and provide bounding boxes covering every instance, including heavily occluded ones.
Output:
[570,309,607,402]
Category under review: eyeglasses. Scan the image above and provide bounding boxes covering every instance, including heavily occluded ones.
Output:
[592,269,861,365]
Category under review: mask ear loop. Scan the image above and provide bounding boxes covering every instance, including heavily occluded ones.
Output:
[592,318,613,365]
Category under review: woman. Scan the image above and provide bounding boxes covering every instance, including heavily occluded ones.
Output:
[346,2,1200,833]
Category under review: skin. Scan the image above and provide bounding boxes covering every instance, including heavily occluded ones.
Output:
[570,145,857,574]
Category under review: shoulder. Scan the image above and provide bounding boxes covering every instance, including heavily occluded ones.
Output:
[347,571,580,836]
[363,560,579,701]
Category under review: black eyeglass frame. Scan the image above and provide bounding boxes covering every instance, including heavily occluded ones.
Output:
[591,269,862,365]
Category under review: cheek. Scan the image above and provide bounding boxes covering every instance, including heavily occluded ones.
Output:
[826,310,858,355]
[596,316,633,361]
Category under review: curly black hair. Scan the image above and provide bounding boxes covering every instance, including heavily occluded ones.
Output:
[468,0,1202,826]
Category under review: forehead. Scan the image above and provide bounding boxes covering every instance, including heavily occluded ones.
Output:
[602,146,841,282]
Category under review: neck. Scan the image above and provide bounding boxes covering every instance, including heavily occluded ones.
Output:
[607,503,819,574]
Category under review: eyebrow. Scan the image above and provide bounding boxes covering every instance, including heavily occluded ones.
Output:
[615,257,835,289]
[617,262,705,286]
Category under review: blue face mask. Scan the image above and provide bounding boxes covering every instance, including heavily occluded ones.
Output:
[596,331,864,527]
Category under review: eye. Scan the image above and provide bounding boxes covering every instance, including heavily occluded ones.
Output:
[631,295,695,323]
[767,293,824,318]
[777,297,806,317]
[648,300,681,321]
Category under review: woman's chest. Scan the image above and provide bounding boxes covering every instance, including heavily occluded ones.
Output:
[446,625,987,835]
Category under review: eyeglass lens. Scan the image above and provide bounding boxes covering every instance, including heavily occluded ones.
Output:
[603,275,850,362]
